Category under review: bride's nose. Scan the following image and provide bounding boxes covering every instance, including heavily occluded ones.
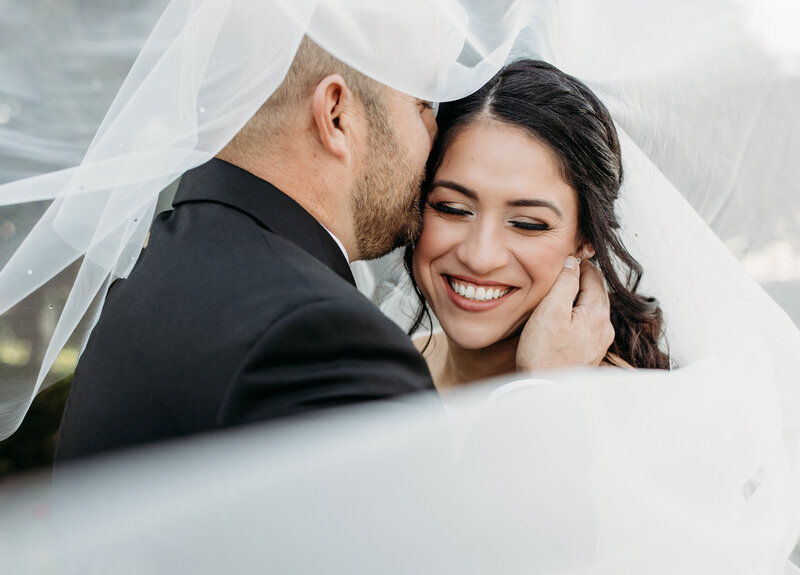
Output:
[455,221,510,275]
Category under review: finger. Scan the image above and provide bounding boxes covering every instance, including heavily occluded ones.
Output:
[574,259,609,312]
[535,256,581,320]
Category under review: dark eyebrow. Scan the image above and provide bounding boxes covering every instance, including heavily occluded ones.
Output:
[507,198,563,218]
[432,179,563,218]
[432,179,477,200]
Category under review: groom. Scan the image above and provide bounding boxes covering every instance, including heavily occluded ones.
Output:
[55,38,613,462]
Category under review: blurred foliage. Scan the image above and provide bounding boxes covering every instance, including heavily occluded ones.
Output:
[0,374,72,478]
[0,258,80,479]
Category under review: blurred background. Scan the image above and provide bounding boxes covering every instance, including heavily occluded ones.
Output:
[0,0,170,477]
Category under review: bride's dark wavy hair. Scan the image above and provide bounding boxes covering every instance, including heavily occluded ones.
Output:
[404,59,670,369]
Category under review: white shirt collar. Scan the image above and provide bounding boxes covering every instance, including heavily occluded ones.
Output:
[320,224,349,263]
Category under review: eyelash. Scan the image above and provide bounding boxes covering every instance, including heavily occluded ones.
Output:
[512,221,549,232]
[419,101,434,111]
[430,202,470,216]
[429,202,550,231]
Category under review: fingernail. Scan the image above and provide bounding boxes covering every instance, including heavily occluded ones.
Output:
[564,256,578,270]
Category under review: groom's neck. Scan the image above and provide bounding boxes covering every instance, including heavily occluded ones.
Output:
[216,139,358,261]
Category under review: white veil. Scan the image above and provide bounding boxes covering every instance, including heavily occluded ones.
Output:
[1,0,799,572]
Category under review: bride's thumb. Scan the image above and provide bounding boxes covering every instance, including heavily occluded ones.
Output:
[536,256,581,320]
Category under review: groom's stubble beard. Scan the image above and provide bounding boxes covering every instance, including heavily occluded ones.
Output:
[350,113,426,261]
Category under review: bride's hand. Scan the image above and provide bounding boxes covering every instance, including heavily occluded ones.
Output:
[516,256,614,372]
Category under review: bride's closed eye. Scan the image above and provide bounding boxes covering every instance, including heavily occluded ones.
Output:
[510,220,549,232]
[429,201,472,217]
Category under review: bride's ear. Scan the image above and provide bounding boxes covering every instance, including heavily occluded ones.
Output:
[576,240,595,260]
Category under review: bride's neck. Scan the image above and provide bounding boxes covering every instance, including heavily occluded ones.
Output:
[438,335,519,390]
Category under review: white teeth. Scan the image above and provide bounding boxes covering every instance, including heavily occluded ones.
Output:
[448,278,510,302]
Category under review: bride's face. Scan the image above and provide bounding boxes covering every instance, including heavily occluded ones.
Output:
[413,121,584,350]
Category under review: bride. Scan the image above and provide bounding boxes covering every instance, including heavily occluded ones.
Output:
[404,59,670,388]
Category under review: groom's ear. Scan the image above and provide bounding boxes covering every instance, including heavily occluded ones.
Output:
[311,74,359,161]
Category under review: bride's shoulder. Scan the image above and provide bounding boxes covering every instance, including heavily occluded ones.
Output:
[412,330,449,383]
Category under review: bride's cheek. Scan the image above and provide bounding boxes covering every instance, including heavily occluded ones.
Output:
[412,238,437,292]
[418,218,452,253]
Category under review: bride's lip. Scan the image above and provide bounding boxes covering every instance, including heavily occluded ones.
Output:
[441,275,516,312]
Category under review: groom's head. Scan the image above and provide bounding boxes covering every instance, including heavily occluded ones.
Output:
[220,37,436,261]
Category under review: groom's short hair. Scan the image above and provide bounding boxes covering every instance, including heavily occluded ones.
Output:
[235,36,386,143]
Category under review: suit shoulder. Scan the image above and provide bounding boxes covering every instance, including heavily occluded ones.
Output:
[218,294,434,425]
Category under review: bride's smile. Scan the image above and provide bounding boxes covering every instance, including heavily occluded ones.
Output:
[412,120,586,351]
[444,274,516,307]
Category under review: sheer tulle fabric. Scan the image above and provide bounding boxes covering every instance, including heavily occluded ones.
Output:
[0,0,531,438]
[1,372,798,573]
[0,0,798,571]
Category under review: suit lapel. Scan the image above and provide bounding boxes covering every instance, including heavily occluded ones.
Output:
[173,158,356,286]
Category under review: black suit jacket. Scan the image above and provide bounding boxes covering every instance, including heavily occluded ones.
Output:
[54,159,434,462]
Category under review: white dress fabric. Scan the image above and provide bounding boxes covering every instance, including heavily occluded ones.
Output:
[0,1,799,573]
